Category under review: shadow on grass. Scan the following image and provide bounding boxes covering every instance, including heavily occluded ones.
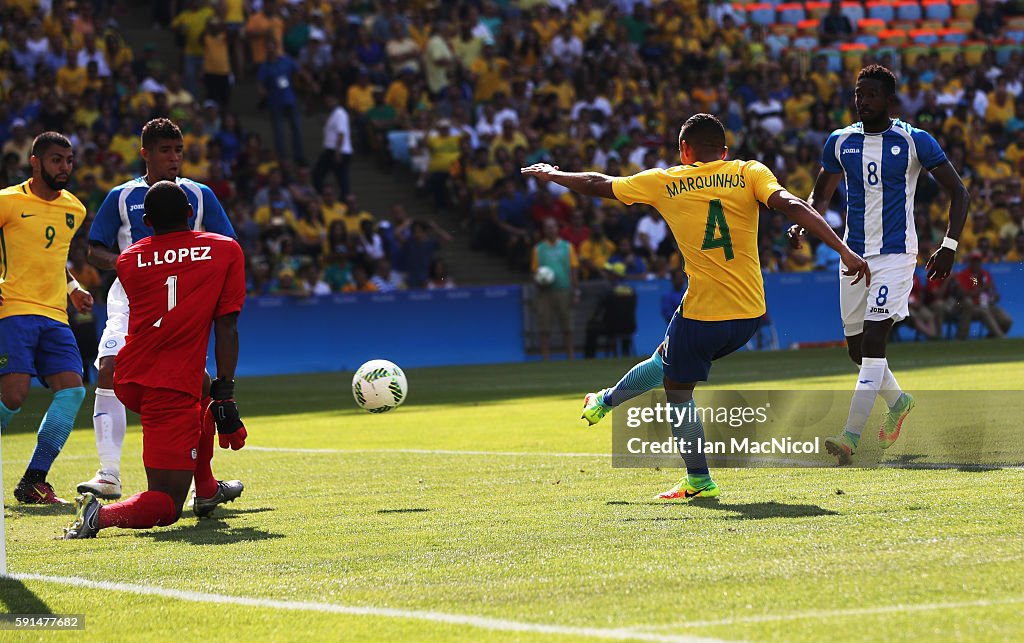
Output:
[0,577,53,614]
[880,453,1014,473]
[139,518,285,545]
[5,504,75,518]
[608,499,839,520]
[376,508,430,514]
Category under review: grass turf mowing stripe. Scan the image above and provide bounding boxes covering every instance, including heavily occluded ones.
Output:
[10,573,729,643]
[638,596,1024,629]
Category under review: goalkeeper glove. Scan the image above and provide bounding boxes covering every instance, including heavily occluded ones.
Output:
[210,378,247,450]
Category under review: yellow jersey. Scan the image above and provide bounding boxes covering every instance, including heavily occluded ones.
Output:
[0,180,87,324]
[612,160,782,321]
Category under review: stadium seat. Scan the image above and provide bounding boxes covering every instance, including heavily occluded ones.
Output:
[918,20,944,31]
[839,42,867,72]
[952,0,978,20]
[1007,16,1024,31]
[902,44,932,66]
[771,22,798,37]
[866,2,895,22]
[819,47,843,72]
[996,43,1018,64]
[730,4,749,24]
[747,3,776,25]
[1006,30,1024,45]
[797,18,820,34]
[922,0,952,22]
[963,41,987,66]
[895,1,923,22]
[858,18,886,34]
[776,3,806,24]
[765,32,792,55]
[806,1,831,20]
[855,34,880,47]
[938,27,967,44]
[948,18,972,31]
[910,28,940,46]
[840,2,865,25]
[879,29,909,46]
[934,43,960,63]
[792,35,821,50]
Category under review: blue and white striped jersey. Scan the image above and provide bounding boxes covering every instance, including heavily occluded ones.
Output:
[88,176,236,252]
[821,119,946,257]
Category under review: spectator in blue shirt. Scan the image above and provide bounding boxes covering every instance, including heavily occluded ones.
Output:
[258,38,313,164]
[815,239,842,272]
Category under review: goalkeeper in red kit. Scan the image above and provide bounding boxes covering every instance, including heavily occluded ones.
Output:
[64,181,248,538]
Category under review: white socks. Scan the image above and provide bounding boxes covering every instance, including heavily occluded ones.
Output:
[878,365,903,407]
[93,388,127,476]
[844,357,887,437]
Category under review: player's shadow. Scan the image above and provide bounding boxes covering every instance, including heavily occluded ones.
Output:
[5,504,75,517]
[608,499,839,520]
[376,508,430,514]
[0,577,54,614]
[139,516,284,545]
[880,453,1008,473]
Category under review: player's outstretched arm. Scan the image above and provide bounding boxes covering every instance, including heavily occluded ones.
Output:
[791,169,844,248]
[767,189,870,286]
[211,312,246,450]
[87,241,120,271]
[520,163,616,199]
[925,161,970,281]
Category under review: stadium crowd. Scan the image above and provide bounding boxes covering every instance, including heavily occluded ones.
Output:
[0,0,1021,320]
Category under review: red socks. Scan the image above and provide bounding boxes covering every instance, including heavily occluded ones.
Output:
[193,397,218,499]
[98,491,178,529]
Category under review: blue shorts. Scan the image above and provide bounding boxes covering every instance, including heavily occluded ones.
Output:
[661,312,760,383]
[0,315,84,383]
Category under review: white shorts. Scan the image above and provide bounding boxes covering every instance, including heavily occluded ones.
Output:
[839,253,916,336]
[95,278,129,368]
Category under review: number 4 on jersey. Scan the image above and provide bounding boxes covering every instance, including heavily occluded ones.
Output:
[153,275,178,328]
[701,199,734,261]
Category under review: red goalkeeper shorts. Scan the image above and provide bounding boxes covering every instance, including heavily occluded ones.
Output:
[115,382,202,471]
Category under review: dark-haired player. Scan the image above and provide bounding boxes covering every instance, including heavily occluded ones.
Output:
[0,132,92,504]
[524,114,869,498]
[792,65,969,463]
[65,181,247,538]
[81,118,241,512]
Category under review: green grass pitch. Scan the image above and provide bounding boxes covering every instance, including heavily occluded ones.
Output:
[2,340,1024,642]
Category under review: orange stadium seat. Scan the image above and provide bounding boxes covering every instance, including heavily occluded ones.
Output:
[879,29,909,46]
[805,1,831,20]
[747,3,777,25]
[772,22,798,37]
[895,1,923,22]
[840,2,865,25]
[777,3,806,24]
[938,27,968,44]
[952,0,979,20]
[858,18,886,34]
[948,18,972,31]
[922,0,952,22]
[797,18,821,34]
[910,28,940,46]
[866,1,895,22]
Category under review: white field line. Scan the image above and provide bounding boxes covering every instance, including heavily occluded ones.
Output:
[637,596,1024,630]
[10,573,727,643]
[245,446,607,458]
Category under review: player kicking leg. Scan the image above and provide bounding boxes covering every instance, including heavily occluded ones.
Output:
[65,182,247,538]
[582,348,666,426]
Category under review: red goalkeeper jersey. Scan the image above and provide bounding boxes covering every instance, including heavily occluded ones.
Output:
[115,231,246,398]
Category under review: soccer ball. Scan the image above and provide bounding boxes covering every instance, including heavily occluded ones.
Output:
[352,359,408,413]
[534,265,556,286]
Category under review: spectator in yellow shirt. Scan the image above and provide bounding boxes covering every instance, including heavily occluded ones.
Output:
[320,184,348,229]
[986,80,1015,125]
[171,0,214,97]
[578,225,615,279]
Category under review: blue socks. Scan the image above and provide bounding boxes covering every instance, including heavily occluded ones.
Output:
[0,398,19,431]
[669,399,710,476]
[26,387,86,475]
[603,350,665,407]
